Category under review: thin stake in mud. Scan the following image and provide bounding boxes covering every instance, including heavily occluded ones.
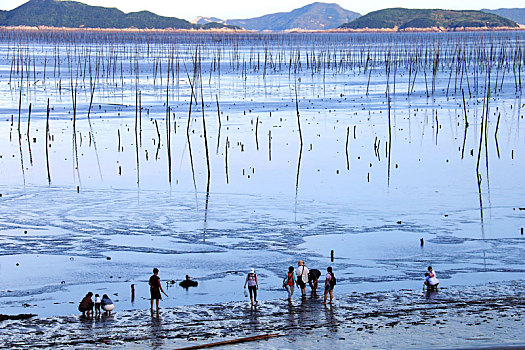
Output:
[215,94,222,154]
[294,80,303,198]
[255,116,260,150]
[184,62,198,192]
[476,68,491,222]
[200,64,211,195]
[69,56,81,186]
[117,129,121,152]
[225,136,229,184]
[268,130,272,161]
[135,78,140,186]
[295,80,303,147]
[17,63,25,184]
[27,103,33,165]
[154,120,161,160]
[345,126,350,171]
[166,62,172,184]
[139,91,142,146]
[494,112,501,159]
[85,56,102,180]
[45,99,51,184]
[387,87,392,187]
[461,89,469,159]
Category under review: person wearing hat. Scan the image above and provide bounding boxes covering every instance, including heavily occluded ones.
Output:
[296,260,309,297]
[244,268,259,306]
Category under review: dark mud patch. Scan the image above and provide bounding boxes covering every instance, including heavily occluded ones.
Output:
[0,313,36,322]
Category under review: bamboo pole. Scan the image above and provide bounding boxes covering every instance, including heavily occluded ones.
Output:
[176,333,281,350]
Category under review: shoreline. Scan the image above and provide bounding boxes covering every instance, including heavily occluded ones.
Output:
[2,281,525,349]
[0,25,524,34]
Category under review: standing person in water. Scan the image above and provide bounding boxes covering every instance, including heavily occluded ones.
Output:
[322,267,336,305]
[149,268,168,311]
[244,268,259,306]
[308,268,322,295]
[282,266,296,301]
[296,260,309,297]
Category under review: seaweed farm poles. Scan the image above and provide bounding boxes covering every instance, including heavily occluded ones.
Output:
[45,98,51,184]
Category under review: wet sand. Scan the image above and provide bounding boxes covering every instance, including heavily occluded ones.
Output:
[1,281,524,349]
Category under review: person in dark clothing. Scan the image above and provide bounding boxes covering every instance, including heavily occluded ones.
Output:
[308,268,322,294]
[78,292,94,317]
[149,268,168,311]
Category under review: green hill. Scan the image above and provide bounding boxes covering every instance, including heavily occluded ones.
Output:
[0,0,237,29]
[482,8,525,25]
[226,2,360,30]
[339,8,518,30]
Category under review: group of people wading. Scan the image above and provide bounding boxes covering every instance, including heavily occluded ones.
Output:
[281,260,336,305]
[81,264,438,316]
[243,260,336,306]
[146,262,336,312]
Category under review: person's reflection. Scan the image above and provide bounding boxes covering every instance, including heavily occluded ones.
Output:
[425,289,438,300]
[286,301,296,329]
[324,303,338,333]
[297,297,308,328]
[149,309,164,348]
[246,304,261,331]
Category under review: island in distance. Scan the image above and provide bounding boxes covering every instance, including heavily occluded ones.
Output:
[338,8,519,30]
[0,0,239,29]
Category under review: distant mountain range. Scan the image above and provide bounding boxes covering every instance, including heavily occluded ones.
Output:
[0,0,238,29]
[482,8,525,25]
[339,8,519,30]
[196,2,361,31]
[0,1,523,32]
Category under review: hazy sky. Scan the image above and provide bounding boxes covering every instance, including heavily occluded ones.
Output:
[1,0,524,21]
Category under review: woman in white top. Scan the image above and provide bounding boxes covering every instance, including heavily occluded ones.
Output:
[296,260,309,297]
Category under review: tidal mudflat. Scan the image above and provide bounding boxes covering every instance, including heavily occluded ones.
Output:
[0,30,524,348]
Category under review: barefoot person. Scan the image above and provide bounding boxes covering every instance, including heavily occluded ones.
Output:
[244,268,259,306]
[322,267,336,305]
[308,268,321,295]
[149,268,168,311]
[296,260,309,297]
[282,266,296,301]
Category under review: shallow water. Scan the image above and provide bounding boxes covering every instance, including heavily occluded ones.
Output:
[0,31,524,347]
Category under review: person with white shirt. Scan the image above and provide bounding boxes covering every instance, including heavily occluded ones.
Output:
[296,260,309,297]
[424,266,439,290]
